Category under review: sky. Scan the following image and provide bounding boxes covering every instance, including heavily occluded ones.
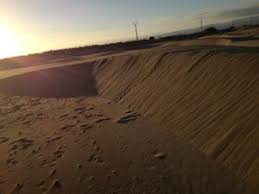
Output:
[0,0,259,58]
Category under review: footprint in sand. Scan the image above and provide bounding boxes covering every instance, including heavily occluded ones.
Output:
[49,169,57,177]
[8,183,24,194]
[45,179,62,194]
[37,112,46,119]
[46,136,63,145]
[60,124,75,131]
[94,117,111,124]
[153,152,167,159]
[0,179,5,185]
[59,113,69,120]
[24,113,34,117]
[76,163,83,170]
[22,120,31,125]
[84,113,95,119]
[8,105,24,113]
[6,157,18,166]
[80,124,92,133]
[30,99,42,106]
[74,107,87,113]
[0,136,9,144]
[37,179,46,192]
[9,138,34,152]
[116,112,139,124]
[87,106,95,111]
[27,146,41,157]
[53,149,65,159]
[53,146,66,160]
[77,173,88,183]
[87,141,104,165]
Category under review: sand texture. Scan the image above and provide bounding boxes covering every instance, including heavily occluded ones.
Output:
[0,27,258,194]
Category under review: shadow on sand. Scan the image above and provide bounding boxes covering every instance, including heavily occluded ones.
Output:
[0,63,98,98]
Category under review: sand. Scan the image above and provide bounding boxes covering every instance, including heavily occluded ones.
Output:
[0,27,258,194]
[0,95,254,194]
[94,45,259,191]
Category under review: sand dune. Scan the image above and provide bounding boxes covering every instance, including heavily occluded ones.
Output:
[0,30,258,193]
[93,45,259,190]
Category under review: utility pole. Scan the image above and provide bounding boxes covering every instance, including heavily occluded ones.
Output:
[196,12,207,32]
[200,19,203,32]
[133,22,139,41]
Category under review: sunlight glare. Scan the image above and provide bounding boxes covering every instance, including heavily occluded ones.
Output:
[0,26,24,59]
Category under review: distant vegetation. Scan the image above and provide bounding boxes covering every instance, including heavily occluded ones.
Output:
[19,26,236,58]
[149,36,155,41]
[1,24,258,65]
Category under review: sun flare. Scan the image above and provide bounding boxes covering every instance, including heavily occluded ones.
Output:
[0,26,24,59]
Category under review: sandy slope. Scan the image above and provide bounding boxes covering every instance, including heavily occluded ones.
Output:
[0,95,254,194]
[0,31,258,193]
[93,45,259,190]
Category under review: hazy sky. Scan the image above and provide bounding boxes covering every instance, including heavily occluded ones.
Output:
[0,0,258,57]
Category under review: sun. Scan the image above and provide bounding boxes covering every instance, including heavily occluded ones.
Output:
[0,26,24,59]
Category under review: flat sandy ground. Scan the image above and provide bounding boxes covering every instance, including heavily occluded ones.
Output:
[0,27,258,194]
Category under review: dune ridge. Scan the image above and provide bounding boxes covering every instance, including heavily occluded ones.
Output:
[92,46,259,189]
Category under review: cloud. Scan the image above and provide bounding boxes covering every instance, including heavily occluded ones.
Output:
[217,4,259,19]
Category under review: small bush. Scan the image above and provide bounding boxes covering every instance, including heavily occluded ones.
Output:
[149,36,155,41]
[204,27,218,33]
